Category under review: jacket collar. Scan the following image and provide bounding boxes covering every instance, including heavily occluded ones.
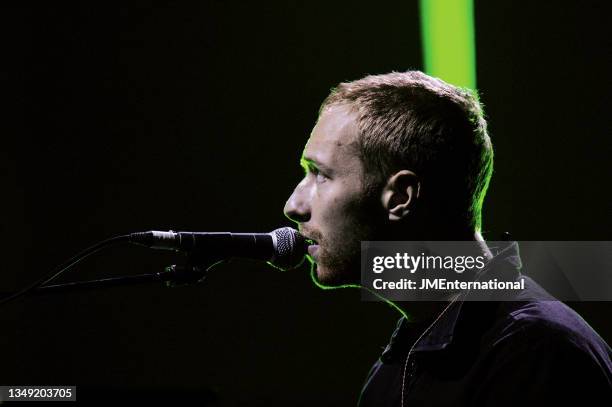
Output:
[380,241,522,360]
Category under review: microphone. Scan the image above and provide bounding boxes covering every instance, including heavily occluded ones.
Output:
[128,227,306,270]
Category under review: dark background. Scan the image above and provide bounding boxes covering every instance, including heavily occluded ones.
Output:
[2,1,610,405]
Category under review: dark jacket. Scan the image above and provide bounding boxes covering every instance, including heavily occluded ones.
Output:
[358,242,612,406]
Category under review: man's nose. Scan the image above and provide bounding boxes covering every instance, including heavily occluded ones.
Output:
[283,184,311,223]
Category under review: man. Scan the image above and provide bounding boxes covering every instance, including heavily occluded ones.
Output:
[283,71,611,405]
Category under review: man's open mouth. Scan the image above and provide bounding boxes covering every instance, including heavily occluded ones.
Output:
[304,237,320,258]
[305,237,317,246]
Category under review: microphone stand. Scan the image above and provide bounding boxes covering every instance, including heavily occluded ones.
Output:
[3,252,224,298]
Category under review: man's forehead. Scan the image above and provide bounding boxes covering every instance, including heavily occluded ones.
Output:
[302,104,360,164]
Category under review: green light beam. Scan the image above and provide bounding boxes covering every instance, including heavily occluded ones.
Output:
[419,0,476,89]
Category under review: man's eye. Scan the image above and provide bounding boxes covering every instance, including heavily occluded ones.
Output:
[301,163,328,182]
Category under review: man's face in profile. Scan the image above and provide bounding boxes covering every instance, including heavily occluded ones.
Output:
[284,104,383,286]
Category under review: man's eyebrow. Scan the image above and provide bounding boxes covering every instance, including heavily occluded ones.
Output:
[300,157,332,172]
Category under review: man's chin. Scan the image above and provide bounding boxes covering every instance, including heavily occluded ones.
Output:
[309,263,361,289]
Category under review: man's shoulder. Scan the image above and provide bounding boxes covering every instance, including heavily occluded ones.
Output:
[484,276,605,347]
[489,296,611,377]
[503,299,604,345]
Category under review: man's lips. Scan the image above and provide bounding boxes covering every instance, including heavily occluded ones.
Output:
[307,244,319,257]
[303,235,320,258]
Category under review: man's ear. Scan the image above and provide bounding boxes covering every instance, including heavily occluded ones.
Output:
[381,170,421,222]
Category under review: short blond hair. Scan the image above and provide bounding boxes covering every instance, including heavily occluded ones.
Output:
[321,71,493,232]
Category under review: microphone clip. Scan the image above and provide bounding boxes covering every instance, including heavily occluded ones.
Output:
[161,251,226,288]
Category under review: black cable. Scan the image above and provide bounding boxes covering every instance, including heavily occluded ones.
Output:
[0,234,130,306]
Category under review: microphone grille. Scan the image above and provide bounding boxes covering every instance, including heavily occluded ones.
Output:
[270,227,306,270]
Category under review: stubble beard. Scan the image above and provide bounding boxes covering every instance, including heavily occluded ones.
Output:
[313,237,362,286]
[311,176,385,287]
[313,212,382,287]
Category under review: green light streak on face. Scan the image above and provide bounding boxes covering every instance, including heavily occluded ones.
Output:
[419,0,476,89]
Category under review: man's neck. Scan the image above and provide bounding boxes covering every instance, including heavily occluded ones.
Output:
[392,230,493,322]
